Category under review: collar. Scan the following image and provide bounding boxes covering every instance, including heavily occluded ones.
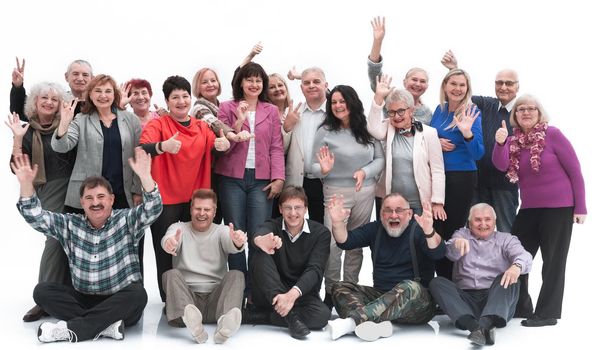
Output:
[302,101,326,113]
[499,98,517,112]
[282,219,310,242]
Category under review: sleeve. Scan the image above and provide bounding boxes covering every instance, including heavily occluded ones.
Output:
[492,139,511,171]
[251,219,279,252]
[217,102,241,153]
[418,225,446,260]
[10,84,28,121]
[550,128,587,214]
[161,222,184,250]
[503,233,533,274]
[140,118,163,144]
[465,106,485,160]
[426,128,446,204]
[367,57,383,93]
[294,225,330,296]
[310,127,328,178]
[269,107,285,181]
[444,229,467,262]
[124,186,163,243]
[16,194,70,245]
[361,139,385,180]
[367,100,388,141]
[336,221,376,250]
[51,113,82,153]
[219,225,246,254]
[129,113,143,195]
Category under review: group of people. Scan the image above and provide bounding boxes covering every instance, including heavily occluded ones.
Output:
[8,16,586,346]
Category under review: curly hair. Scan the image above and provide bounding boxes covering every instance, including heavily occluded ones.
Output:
[24,82,67,120]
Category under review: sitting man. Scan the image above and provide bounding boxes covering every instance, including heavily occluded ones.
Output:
[13,148,162,342]
[161,189,246,344]
[247,186,331,340]
[429,203,532,346]
[326,193,445,342]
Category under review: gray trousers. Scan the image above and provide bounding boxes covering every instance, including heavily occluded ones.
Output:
[163,269,244,324]
[38,237,70,284]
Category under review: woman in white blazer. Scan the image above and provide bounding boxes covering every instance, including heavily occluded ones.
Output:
[367,75,446,219]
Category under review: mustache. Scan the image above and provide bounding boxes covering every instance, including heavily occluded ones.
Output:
[89,205,104,210]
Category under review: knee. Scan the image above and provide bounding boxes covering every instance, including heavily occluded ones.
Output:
[162,268,183,287]
[429,276,449,292]
[128,283,148,309]
[33,282,59,305]
[225,270,245,290]
[331,281,356,295]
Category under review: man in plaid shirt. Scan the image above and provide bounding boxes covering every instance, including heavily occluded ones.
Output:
[13,148,162,342]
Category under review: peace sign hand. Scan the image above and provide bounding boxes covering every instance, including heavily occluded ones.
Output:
[283,100,301,132]
[12,57,25,87]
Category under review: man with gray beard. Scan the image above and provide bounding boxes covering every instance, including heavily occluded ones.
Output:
[325,193,445,342]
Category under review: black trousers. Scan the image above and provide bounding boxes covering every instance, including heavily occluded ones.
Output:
[250,250,331,330]
[149,202,191,301]
[512,207,573,319]
[33,282,147,341]
[434,171,477,280]
[303,177,324,224]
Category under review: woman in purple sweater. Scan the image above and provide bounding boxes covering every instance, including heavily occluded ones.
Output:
[492,94,586,328]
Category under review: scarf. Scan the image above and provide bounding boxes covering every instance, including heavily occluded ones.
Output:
[28,116,60,186]
[193,98,220,118]
[506,122,547,184]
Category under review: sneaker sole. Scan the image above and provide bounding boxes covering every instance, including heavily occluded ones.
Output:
[215,308,242,344]
[182,305,207,343]
[354,321,392,342]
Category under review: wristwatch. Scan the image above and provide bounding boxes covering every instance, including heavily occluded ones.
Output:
[513,262,522,271]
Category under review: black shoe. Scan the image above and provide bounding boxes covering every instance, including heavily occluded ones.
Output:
[468,328,487,346]
[521,316,557,327]
[285,312,310,340]
[242,308,270,325]
[484,327,495,345]
[23,305,48,322]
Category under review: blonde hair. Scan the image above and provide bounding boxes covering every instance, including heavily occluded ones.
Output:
[439,69,473,130]
[509,94,550,129]
[268,73,292,112]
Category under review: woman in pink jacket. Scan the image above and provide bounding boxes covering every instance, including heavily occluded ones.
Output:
[367,75,446,219]
[215,62,285,276]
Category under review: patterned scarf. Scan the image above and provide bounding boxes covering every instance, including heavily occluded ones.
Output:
[28,116,60,186]
[506,122,547,183]
[193,97,220,118]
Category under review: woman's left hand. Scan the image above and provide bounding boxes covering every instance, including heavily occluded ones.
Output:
[5,112,29,138]
[432,203,447,221]
[214,130,230,151]
[454,104,479,139]
[574,214,586,224]
[263,179,284,199]
[353,169,366,192]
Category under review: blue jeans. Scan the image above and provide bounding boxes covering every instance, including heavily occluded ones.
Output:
[220,169,273,275]
[474,186,519,233]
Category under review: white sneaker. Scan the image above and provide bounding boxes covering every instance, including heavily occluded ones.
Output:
[214,307,242,344]
[38,320,77,343]
[327,317,356,340]
[354,320,392,342]
[95,320,125,340]
[182,304,208,343]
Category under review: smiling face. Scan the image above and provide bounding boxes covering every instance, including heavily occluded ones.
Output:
[515,100,540,132]
[380,195,412,237]
[331,91,350,126]
[65,63,92,97]
[495,70,519,105]
[198,70,220,102]
[279,197,307,234]
[190,198,216,232]
[468,206,495,239]
[89,82,115,111]
[166,88,192,120]
[387,100,413,130]
[403,70,429,101]
[268,75,288,106]
[241,75,263,100]
[301,70,327,105]
[444,74,468,106]
[80,185,114,229]
[35,90,60,120]
[130,87,151,115]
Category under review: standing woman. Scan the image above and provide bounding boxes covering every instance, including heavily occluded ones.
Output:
[312,85,384,304]
[493,94,586,327]
[429,69,484,280]
[122,78,160,128]
[215,62,285,277]
[140,75,230,301]
[268,73,292,117]
[6,82,76,322]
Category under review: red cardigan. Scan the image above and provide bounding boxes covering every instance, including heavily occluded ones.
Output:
[140,115,215,204]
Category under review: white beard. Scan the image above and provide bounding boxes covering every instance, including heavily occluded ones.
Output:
[382,220,409,237]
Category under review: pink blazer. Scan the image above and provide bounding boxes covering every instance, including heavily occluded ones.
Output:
[214,100,285,181]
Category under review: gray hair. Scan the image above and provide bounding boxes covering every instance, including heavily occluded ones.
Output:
[509,94,550,129]
[66,59,93,75]
[386,88,414,109]
[24,82,67,120]
[468,203,497,222]
[301,66,326,81]
[405,67,429,82]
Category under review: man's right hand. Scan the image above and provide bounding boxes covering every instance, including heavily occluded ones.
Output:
[164,229,182,256]
[254,233,282,255]
[12,57,25,87]
[453,238,470,256]
[11,154,37,197]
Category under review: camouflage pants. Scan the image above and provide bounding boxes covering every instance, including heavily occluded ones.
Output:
[332,280,436,324]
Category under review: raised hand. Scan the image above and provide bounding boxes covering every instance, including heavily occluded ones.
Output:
[254,232,282,255]
[161,132,182,154]
[371,16,386,42]
[453,238,470,256]
[263,179,284,199]
[57,98,79,136]
[164,229,183,256]
[316,145,335,175]
[287,66,301,81]
[327,194,351,224]
[439,138,456,152]
[414,200,435,236]
[441,50,458,70]
[11,154,38,197]
[432,203,447,221]
[228,223,247,248]
[12,57,25,87]
[128,147,152,178]
[5,112,29,138]
[454,104,480,139]
[495,120,509,145]
[283,100,301,132]
[154,104,168,116]
[119,82,132,108]
[250,41,263,57]
[374,74,393,104]
[353,169,366,192]
[214,129,230,151]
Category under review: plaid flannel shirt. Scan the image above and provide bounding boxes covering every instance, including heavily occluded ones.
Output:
[17,186,163,295]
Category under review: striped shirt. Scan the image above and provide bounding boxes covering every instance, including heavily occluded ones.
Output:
[17,187,163,295]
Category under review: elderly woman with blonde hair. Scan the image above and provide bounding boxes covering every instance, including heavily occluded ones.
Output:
[493,94,586,328]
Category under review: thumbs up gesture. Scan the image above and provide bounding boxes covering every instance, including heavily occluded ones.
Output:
[495,120,509,145]
[161,132,182,154]
[228,223,247,248]
[214,129,230,151]
[164,229,183,256]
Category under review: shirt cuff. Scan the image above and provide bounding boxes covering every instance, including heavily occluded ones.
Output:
[292,286,302,297]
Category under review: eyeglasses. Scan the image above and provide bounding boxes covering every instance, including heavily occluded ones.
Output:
[382,207,410,215]
[386,108,409,118]
[281,205,305,212]
[516,106,538,114]
[495,80,518,87]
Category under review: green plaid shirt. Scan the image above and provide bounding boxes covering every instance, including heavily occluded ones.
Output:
[17,187,162,295]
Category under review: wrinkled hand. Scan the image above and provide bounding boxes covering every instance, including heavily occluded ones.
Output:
[439,138,456,152]
[317,145,335,175]
[454,104,480,138]
[164,229,182,256]
[414,200,435,236]
[5,112,29,138]
[574,214,586,224]
[327,194,351,224]
[161,132,182,154]
[453,238,470,256]
[283,100,301,132]
[272,290,298,317]
[263,179,284,199]
[128,147,152,178]
[287,66,301,81]
[228,223,247,248]
[495,120,509,145]
[353,169,366,192]
[214,129,230,151]
[500,264,521,289]
[432,203,447,221]
[10,154,38,185]
[374,74,393,104]
[371,16,386,42]
[441,50,458,70]
[254,233,282,255]
[12,57,25,87]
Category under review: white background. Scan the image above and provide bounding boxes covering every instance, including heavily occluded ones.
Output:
[0,0,590,348]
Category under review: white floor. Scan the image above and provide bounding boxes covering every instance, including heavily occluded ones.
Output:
[2,219,589,349]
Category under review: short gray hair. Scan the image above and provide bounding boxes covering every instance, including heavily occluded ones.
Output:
[66,59,93,75]
[385,88,414,109]
[301,66,326,81]
[468,203,497,222]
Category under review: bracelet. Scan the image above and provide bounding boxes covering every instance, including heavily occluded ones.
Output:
[425,229,436,238]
